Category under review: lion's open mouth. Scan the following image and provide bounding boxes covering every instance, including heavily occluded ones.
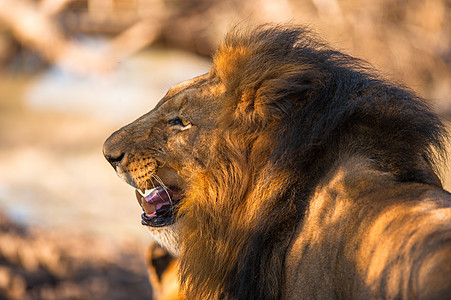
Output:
[135,187,183,227]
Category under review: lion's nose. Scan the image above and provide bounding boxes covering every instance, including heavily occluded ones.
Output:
[103,133,126,170]
[104,152,125,169]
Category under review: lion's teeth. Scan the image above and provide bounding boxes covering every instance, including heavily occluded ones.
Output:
[135,189,144,207]
[137,188,157,198]
[137,189,146,197]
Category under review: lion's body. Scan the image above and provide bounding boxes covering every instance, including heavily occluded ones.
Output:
[285,157,451,299]
[104,25,451,299]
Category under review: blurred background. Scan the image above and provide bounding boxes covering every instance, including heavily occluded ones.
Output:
[0,0,450,299]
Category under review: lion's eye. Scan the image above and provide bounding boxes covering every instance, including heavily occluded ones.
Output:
[169,116,192,130]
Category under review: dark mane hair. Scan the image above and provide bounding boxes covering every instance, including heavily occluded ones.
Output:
[178,25,447,299]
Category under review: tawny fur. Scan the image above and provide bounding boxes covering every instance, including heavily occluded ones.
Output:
[146,243,182,300]
[104,25,451,299]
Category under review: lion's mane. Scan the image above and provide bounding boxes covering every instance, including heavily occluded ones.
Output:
[177,25,446,299]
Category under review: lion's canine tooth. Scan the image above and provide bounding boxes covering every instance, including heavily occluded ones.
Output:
[138,189,146,197]
[136,188,159,201]
[135,189,156,215]
[135,189,144,206]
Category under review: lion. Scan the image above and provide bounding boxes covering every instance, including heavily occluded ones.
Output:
[103,25,451,299]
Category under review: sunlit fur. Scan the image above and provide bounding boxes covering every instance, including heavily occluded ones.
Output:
[104,25,451,299]
[178,25,450,299]
[146,243,182,300]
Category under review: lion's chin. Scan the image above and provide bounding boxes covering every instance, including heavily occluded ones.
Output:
[146,222,181,257]
[135,186,183,227]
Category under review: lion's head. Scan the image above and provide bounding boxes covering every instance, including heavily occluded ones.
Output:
[102,73,224,255]
[104,25,448,299]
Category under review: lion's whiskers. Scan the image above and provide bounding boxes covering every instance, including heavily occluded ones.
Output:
[141,162,174,207]
[152,173,174,206]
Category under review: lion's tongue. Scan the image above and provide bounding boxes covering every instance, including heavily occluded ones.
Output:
[135,187,179,218]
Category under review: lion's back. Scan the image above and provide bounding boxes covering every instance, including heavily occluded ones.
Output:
[284,161,451,299]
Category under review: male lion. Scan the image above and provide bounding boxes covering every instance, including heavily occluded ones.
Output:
[103,25,451,299]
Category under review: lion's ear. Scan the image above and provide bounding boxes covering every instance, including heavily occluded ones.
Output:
[234,68,318,123]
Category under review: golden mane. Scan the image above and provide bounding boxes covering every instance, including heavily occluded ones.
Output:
[177,25,447,299]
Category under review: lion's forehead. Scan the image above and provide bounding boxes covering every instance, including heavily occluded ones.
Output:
[165,73,223,98]
[167,74,209,96]
[159,77,224,114]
